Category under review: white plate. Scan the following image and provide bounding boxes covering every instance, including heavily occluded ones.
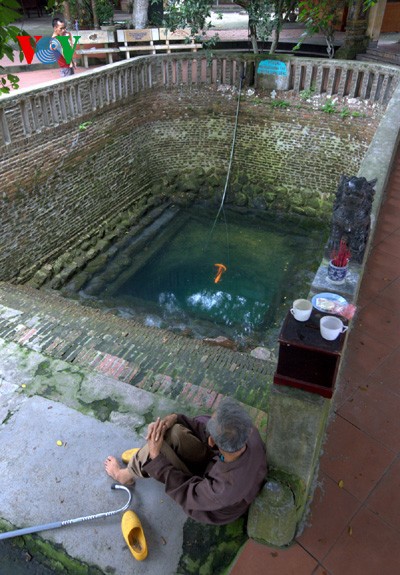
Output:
[311,292,348,313]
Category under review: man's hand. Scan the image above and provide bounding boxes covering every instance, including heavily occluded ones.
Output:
[162,413,178,431]
[147,417,165,460]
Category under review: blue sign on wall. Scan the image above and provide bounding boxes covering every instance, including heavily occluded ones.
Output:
[257,60,288,76]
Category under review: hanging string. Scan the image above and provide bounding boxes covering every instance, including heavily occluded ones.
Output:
[204,62,247,285]
[208,62,246,243]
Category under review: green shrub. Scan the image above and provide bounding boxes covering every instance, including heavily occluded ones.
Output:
[299,86,315,100]
[321,99,336,114]
[271,99,291,109]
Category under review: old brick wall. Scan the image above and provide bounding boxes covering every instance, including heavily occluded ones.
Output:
[0,85,377,282]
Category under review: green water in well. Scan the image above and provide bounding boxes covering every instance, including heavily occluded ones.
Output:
[75,208,327,348]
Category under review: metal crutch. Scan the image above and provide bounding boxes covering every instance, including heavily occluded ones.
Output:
[0,484,131,541]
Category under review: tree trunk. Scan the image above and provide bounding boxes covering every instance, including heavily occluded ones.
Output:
[326,31,335,58]
[132,0,149,29]
[91,0,100,30]
[249,22,259,54]
[269,4,284,55]
[336,0,370,59]
[269,27,280,54]
[63,1,71,24]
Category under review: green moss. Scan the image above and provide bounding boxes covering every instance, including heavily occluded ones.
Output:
[268,468,306,519]
[35,361,52,378]
[43,384,57,396]
[234,386,269,413]
[0,532,103,574]
[179,556,201,574]
[77,398,120,421]
[225,520,245,539]
[178,518,247,575]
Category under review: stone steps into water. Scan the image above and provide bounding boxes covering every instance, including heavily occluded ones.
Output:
[0,282,273,423]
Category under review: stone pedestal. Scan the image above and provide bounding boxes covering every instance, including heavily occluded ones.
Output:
[247,480,297,547]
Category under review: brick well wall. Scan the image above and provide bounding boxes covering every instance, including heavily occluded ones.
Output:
[0,86,378,282]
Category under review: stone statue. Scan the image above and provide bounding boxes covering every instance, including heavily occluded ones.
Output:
[327,175,377,264]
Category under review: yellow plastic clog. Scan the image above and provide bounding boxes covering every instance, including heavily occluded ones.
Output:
[121,448,140,464]
[121,510,148,561]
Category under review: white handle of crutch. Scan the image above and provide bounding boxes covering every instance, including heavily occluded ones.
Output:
[0,483,132,540]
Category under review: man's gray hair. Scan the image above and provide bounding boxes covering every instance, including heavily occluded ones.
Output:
[206,397,253,453]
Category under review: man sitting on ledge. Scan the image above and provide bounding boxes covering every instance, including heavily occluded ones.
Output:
[104,397,267,525]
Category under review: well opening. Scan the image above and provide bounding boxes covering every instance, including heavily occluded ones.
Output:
[58,205,328,349]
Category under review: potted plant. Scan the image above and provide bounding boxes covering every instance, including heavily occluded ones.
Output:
[327,238,351,285]
[98,0,116,29]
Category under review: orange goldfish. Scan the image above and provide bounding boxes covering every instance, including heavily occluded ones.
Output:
[214,263,227,284]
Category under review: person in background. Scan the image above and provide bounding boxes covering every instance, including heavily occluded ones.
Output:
[52,16,76,77]
[104,397,267,525]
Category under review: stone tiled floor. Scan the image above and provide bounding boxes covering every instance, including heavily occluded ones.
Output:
[229,144,400,574]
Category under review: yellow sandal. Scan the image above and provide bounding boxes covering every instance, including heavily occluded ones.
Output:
[121,448,140,464]
[121,510,148,561]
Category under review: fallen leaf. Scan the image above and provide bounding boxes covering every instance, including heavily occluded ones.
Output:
[21,384,26,388]
[56,440,63,446]
[348,526,353,536]
[161,536,167,545]
[338,479,344,488]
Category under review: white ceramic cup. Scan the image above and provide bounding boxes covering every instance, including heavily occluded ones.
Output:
[320,316,348,341]
[290,299,312,321]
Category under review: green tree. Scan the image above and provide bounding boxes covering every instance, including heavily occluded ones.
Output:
[50,0,114,29]
[0,0,25,94]
[162,0,299,53]
[296,0,346,58]
[269,0,299,54]
[164,0,214,35]
[236,0,298,54]
[296,0,378,59]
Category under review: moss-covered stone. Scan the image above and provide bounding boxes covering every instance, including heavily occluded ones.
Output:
[250,196,267,210]
[78,398,120,421]
[247,479,297,546]
[171,192,196,206]
[0,530,103,575]
[177,517,247,575]
[264,191,277,203]
[292,205,319,217]
[234,192,248,207]
[266,385,330,521]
